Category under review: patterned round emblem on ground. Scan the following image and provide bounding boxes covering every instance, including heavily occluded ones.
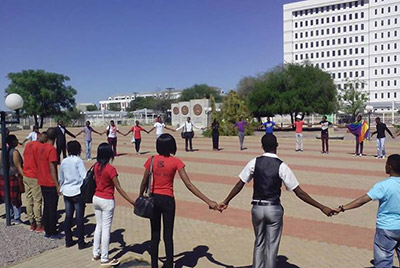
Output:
[193,104,202,116]
[181,106,189,115]
[173,107,179,115]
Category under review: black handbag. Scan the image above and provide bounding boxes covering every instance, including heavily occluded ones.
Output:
[134,156,155,219]
[80,165,96,203]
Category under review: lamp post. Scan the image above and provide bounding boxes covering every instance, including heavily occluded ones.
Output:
[366,105,374,141]
[2,93,24,226]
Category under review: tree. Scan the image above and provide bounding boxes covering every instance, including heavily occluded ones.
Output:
[54,107,85,127]
[180,84,222,102]
[86,104,98,111]
[108,103,121,111]
[5,70,77,127]
[247,63,337,124]
[339,78,368,121]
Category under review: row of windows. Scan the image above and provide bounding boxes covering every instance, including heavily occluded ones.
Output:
[373,55,399,63]
[295,24,365,39]
[374,30,399,39]
[374,67,398,75]
[336,82,365,90]
[374,42,399,52]
[374,18,400,27]
[374,92,398,100]
[295,47,365,60]
[293,1,365,17]
[374,80,399,87]
[294,12,365,28]
[332,71,365,79]
[296,37,366,50]
[374,5,399,15]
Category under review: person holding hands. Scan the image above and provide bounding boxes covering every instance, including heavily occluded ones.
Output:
[124,120,149,154]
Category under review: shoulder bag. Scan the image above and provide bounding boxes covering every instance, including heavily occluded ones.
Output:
[80,164,96,203]
[134,156,155,219]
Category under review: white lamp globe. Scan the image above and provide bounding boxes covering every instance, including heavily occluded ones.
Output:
[365,105,374,112]
[5,93,24,110]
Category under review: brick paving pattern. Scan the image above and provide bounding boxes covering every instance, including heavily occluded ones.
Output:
[3,127,400,267]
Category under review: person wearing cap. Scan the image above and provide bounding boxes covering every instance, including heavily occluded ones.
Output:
[293,115,304,152]
[218,134,334,268]
[22,125,41,145]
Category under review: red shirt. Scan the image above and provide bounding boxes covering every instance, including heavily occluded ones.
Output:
[94,163,118,200]
[36,143,58,187]
[23,141,40,178]
[131,126,144,140]
[294,121,304,133]
[144,155,185,197]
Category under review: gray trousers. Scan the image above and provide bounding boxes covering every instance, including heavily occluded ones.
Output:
[238,131,245,149]
[252,205,284,268]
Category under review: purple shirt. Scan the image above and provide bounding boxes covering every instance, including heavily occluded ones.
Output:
[82,126,92,141]
[235,121,247,132]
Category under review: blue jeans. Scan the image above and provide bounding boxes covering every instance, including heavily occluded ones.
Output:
[85,140,92,159]
[374,228,400,268]
[376,138,386,158]
[64,195,85,246]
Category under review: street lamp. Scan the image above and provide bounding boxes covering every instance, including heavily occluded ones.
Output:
[366,105,374,141]
[2,93,24,226]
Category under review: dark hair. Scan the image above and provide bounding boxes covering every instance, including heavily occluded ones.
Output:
[96,143,114,169]
[67,140,81,156]
[156,134,177,156]
[6,135,18,148]
[261,134,278,152]
[38,132,48,143]
[46,127,57,141]
[33,125,39,130]
[387,154,400,173]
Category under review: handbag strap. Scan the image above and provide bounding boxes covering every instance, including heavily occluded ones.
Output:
[146,156,155,195]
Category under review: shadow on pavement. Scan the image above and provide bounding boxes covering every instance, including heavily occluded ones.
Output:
[231,255,299,268]
[112,240,151,259]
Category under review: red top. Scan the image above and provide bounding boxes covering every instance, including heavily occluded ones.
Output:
[36,143,58,187]
[294,121,304,133]
[94,163,118,200]
[144,155,185,197]
[131,126,144,139]
[23,141,40,178]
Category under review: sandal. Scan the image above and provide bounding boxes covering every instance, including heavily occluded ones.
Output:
[100,259,120,266]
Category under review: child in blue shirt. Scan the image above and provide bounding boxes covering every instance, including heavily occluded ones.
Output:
[333,154,400,268]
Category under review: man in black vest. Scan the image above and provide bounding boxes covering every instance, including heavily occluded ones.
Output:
[219,134,335,268]
[56,119,76,163]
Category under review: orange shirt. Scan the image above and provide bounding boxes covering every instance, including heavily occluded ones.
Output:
[36,143,58,187]
[144,155,185,197]
[294,121,304,133]
[130,126,144,140]
[94,163,118,200]
[23,141,40,178]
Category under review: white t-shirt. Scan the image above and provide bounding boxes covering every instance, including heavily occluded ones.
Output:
[26,131,39,142]
[107,125,118,138]
[239,152,299,192]
[154,122,165,136]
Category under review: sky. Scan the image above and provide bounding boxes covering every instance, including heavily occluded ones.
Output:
[0,0,299,109]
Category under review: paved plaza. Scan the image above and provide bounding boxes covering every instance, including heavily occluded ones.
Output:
[2,127,400,268]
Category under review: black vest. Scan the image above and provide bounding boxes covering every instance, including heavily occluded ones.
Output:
[253,156,283,201]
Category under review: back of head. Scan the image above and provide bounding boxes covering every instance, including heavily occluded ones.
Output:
[6,135,18,148]
[46,127,57,141]
[38,132,48,143]
[261,134,278,153]
[156,134,177,156]
[96,142,114,169]
[387,154,400,174]
[67,140,81,156]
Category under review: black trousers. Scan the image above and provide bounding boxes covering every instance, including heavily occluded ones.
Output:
[184,132,193,151]
[135,138,141,153]
[64,195,85,245]
[212,131,219,149]
[150,194,175,268]
[56,142,66,163]
[41,186,59,236]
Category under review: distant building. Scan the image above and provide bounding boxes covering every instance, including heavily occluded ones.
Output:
[76,103,96,112]
[283,0,400,112]
[99,89,182,111]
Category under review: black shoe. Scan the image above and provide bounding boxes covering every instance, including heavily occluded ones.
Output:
[65,241,76,248]
[78,242,92,250]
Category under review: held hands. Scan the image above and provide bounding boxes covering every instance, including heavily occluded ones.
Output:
[320,206,338,217]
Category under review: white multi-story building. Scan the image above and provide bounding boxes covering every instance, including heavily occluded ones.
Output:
[99,89,182,111]
[284,0,400,112]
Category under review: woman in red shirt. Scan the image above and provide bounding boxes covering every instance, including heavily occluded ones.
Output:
[124,120,149,155]
[92,143,135,266]
[139,134,219,268]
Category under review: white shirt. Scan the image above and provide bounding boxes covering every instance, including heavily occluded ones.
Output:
[239,152,299,191]
[26,131,39,141]
[107,125,118,138]
[176,121,200,132]
[154,122,165,136]
[59,155,87,197]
